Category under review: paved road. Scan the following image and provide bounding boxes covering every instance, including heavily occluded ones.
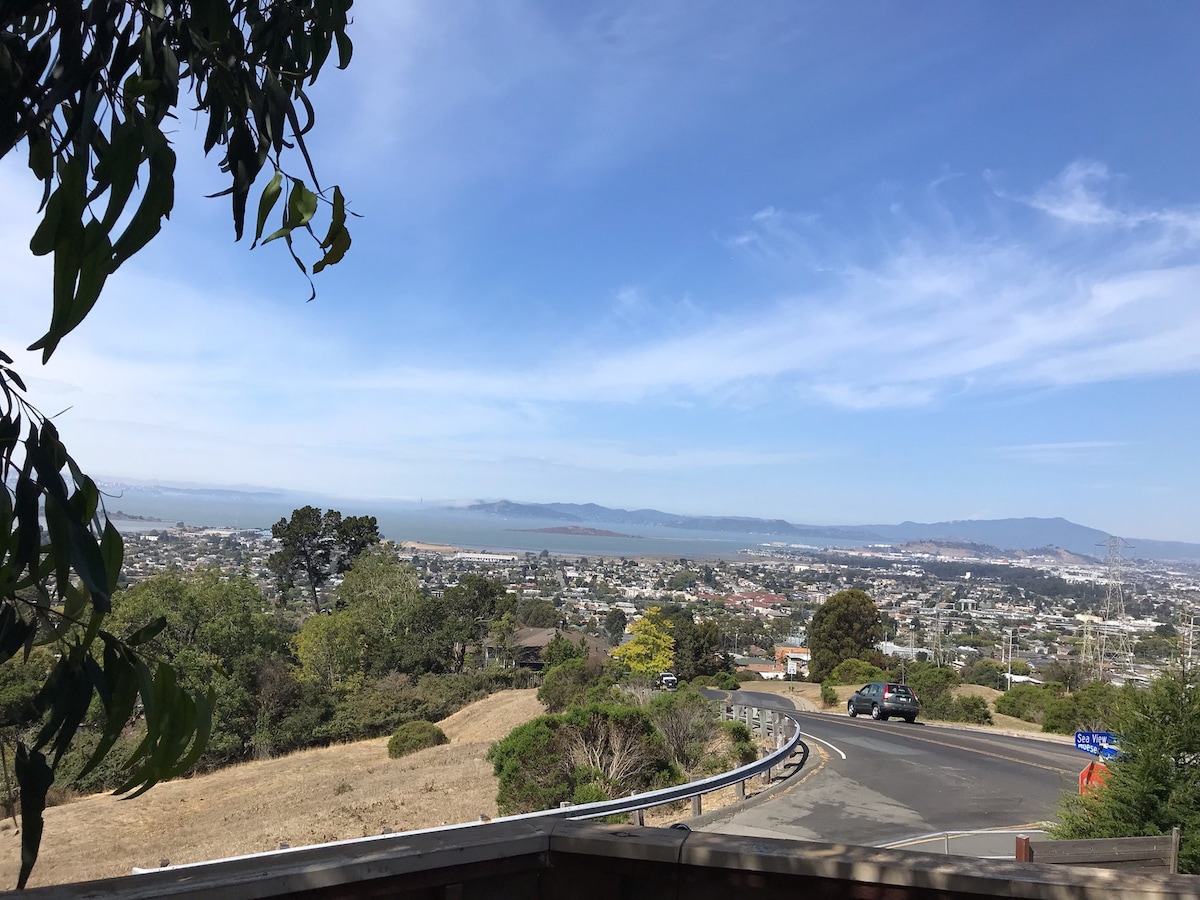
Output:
[701,689,1087,857]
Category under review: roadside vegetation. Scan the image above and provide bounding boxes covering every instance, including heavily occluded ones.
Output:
[489,667,754,814]
[0,552,543,806]
[1051,665,1200,875]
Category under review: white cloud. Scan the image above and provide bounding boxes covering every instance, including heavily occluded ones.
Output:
[4,156,1197,498]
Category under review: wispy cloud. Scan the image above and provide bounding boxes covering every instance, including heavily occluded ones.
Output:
[350,161,1200,409]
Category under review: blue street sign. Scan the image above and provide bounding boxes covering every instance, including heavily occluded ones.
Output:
[1075,731,1118,756]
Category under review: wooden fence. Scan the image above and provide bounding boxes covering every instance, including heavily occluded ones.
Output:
[1015,828,1181,874]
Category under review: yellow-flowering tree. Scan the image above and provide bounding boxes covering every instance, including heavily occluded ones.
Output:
[611,607,675,678]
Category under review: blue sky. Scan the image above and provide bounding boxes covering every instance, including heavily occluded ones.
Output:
[3,2,1200,540]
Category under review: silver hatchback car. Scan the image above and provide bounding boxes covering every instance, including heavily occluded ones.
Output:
[847,682,919,723]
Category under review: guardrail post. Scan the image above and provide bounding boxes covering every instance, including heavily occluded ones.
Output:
[691,795,702,817]
[629,806,644,826]
[736,780,745,801]
[1015,835,1031,862]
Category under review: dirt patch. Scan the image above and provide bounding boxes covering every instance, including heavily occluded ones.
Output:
[0,689,545,889]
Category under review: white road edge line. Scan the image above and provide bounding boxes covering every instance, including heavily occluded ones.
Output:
[797,730,847,760]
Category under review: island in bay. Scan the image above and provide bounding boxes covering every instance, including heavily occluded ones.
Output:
[516,525,639,538]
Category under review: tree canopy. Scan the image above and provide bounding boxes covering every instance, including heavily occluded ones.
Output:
[807,589,882,682]
[1053,666,1200,874]
[610,606,674,678]
[269,507,380,611]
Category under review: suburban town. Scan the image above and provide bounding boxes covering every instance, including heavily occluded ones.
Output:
[118,519,1200,685]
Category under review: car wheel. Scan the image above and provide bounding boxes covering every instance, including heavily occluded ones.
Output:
[847,701,857,717]
[903,715,916,724]
[870,704,882,720]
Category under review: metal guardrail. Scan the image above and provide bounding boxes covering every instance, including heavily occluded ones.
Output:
[880,827,1051,858]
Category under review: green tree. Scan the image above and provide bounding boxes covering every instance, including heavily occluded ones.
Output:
[270,507,380,612]
[961,658,1007,690]
[603,608,627,646]
[1039,659,1086,692]
[102,570,286,766]
[543,632,586,669]
[296,550,445,688]
[610,607,674,678]
[537,658,613,713]
[827,658,886,686]
[668,615,723,682]
[1053,666,1200,873]
[1,1,358,880]
[442,575,509,672]
[807,589,883,682]
[1041,679,1123,734]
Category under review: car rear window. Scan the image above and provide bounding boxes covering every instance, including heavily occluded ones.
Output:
[887,685,915,698]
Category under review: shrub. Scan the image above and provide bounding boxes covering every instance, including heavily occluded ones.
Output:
[648,688,718,769]
[994,683,1058,723]
[714,671,739,690]
[734,669,763,683]
[827,658,886,686]
[488,717,570,814]
[538,658,613,713]
[387,721,449,758]
[820,681,838,707]
[720,719,758,765]
[1041,680,1122,734]
[489,703,680,815]
[952,695,994,725]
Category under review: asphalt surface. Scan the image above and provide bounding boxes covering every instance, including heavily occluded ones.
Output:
[700,689,1088,857]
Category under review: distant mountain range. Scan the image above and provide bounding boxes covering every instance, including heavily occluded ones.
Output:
[463,500,1200,562]
[95,480,1200,563]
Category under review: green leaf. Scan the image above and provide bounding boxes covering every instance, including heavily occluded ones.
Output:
[28,183,64,256]
[286,180,319,231]
[312,225,351,274]
[15,745,53,889]
[76,642,139,782]
[335,30,353,69]
[319,186,346,249]
[0,602,36,668]
[124,616,167,647]
[252,171,283,247]
[100,519,124,594]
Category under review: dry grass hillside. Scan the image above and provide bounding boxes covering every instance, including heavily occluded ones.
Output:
[0,689,545,889]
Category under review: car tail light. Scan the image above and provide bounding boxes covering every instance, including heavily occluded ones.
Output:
[883,687,892,699]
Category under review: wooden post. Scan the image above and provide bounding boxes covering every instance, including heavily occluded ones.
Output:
[691,795,702,817]
[629,807,644,826]
[1014,835,1032,862]
[736,780,746,801]
[1169,826,1180,874]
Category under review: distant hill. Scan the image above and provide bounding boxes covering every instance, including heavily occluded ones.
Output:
[463,501,1200,562]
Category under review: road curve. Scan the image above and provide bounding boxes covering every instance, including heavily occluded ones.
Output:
[702,689,1085,852]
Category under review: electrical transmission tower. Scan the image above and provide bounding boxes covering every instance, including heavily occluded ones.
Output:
[1086,536,1133,681]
